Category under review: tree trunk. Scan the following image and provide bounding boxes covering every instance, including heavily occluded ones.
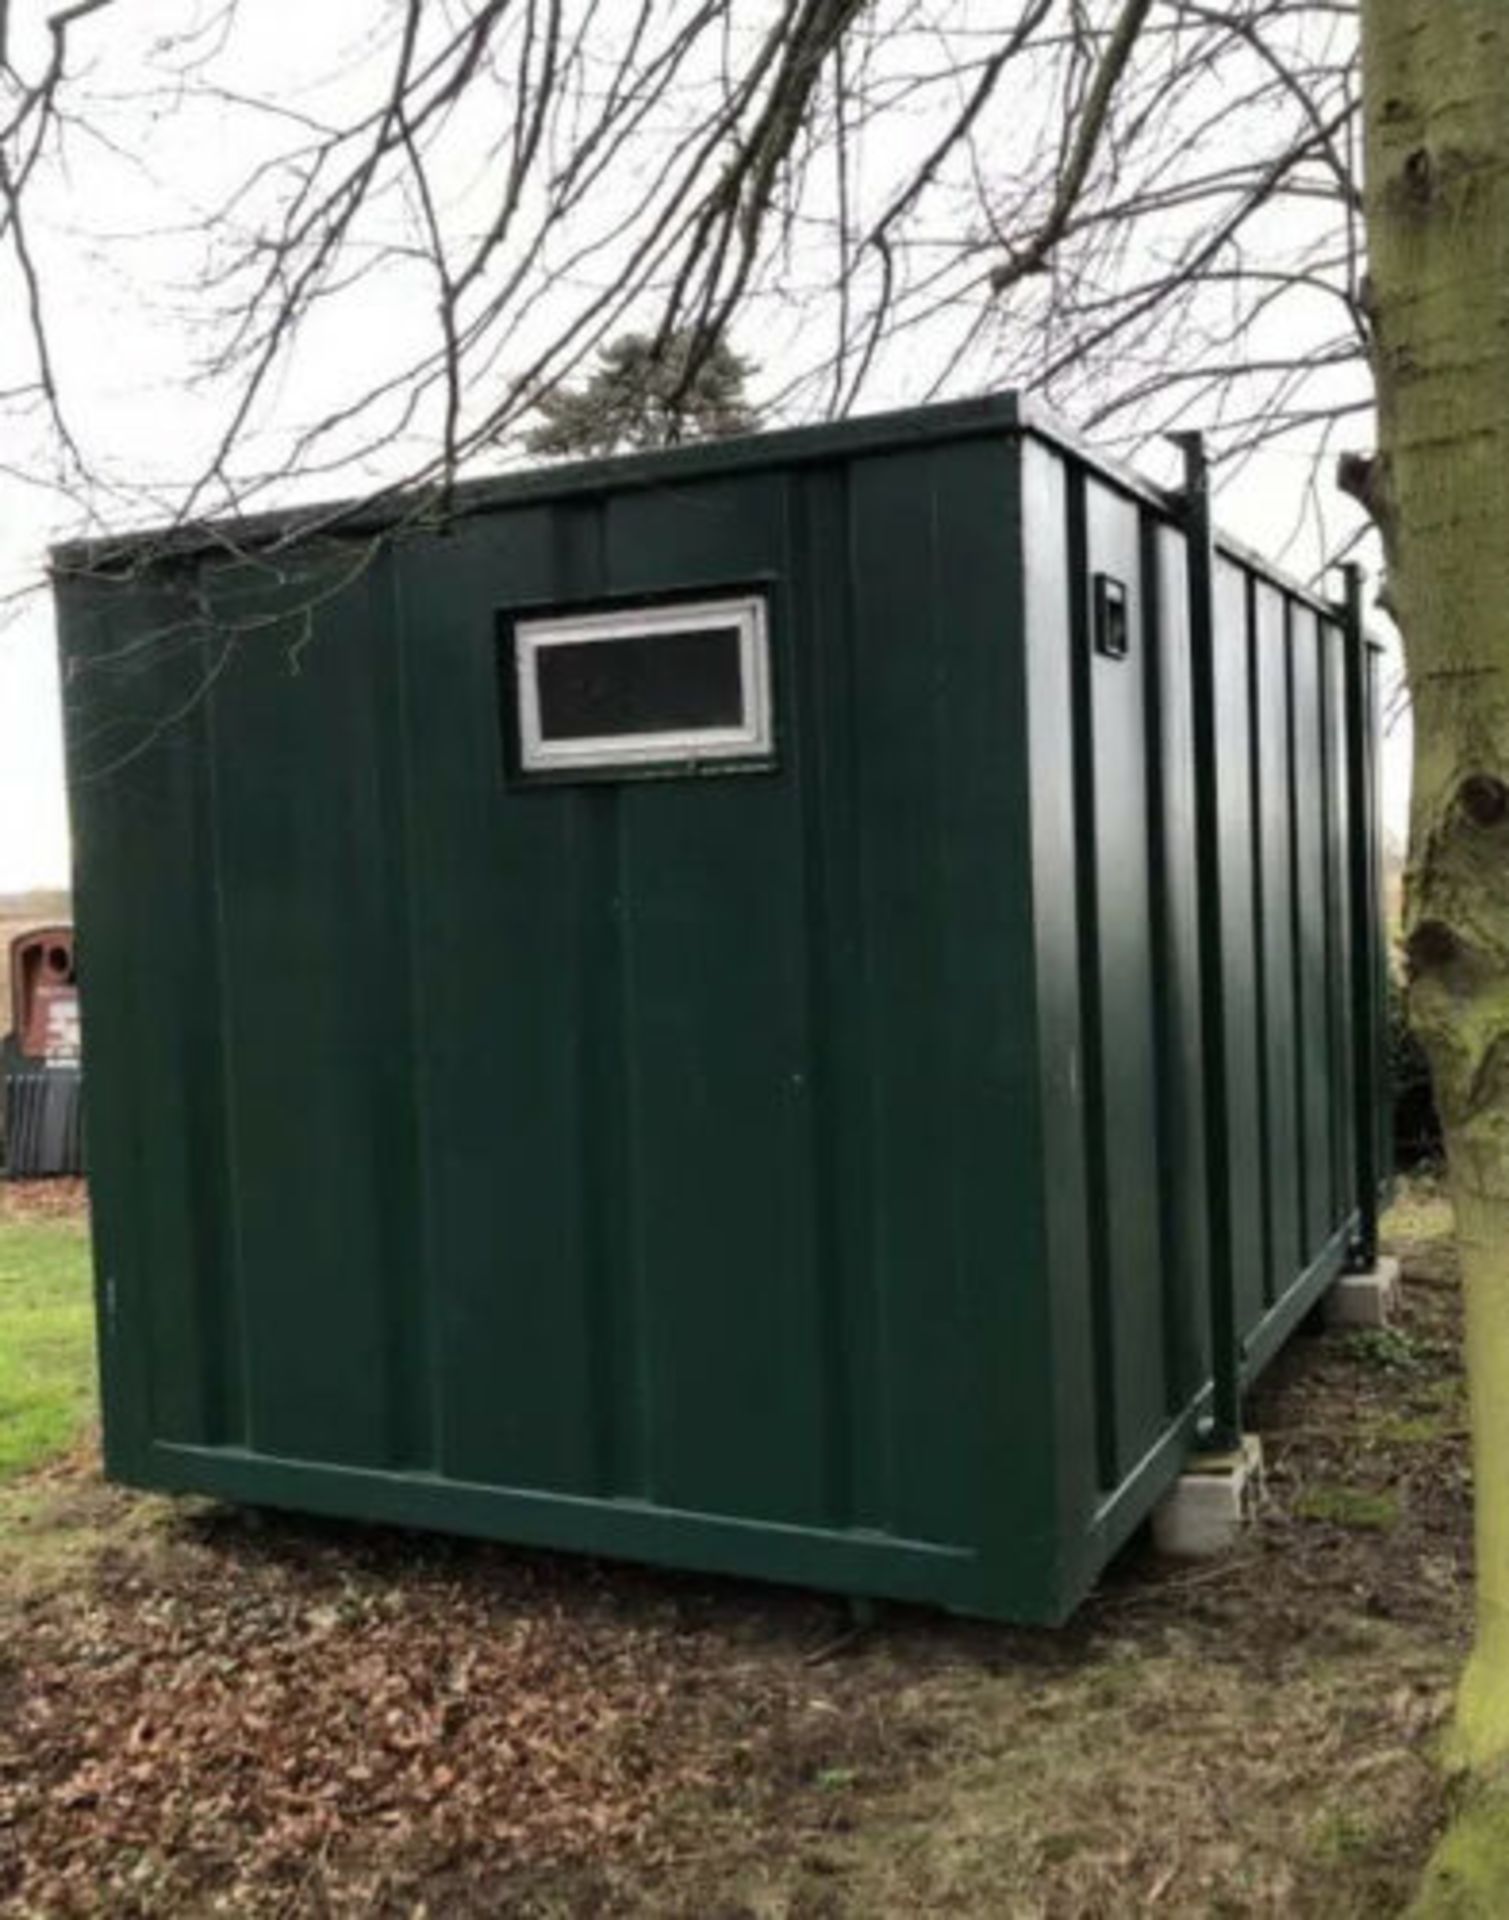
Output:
[1362,0,1509,1773]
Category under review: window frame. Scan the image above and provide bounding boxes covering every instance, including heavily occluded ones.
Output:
[511,592,774,776]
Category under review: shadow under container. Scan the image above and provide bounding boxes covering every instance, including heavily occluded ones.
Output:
[53,394,1388,1623]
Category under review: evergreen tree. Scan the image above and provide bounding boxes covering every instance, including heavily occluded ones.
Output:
[524,331,758,458]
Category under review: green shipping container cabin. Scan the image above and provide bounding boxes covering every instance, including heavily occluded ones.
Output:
[54,395,1388,1625]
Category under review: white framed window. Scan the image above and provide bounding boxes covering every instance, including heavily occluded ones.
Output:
[513,593,772,775]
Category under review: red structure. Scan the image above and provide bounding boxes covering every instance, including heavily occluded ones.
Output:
[4,925,84,1178]
[10,926,79,1062]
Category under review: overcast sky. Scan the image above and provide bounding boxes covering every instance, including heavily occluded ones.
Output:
[0,1,1408,894]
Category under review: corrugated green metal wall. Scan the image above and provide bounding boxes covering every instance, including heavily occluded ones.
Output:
[1019,433,1382,1590]
[58,397,1388,1623]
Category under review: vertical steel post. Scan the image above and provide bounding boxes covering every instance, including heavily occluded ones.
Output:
[1339,562,1380,1270]
[1175,433,1242,1451]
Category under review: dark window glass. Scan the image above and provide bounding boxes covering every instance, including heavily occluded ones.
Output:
[535,626,745,740]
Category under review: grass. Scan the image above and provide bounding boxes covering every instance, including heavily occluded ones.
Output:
[1294,1483,1403,1531]
[0,1207,95,1479]
[1374,1409,1463,1447]
[1347,1326,1435,1375]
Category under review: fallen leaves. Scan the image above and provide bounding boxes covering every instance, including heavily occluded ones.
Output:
[0,1183,1476,1917]
[0,1523,896,1914]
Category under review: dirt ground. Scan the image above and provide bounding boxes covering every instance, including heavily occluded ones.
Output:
[0,1183,1470,1917]
[0,1179,88,1225]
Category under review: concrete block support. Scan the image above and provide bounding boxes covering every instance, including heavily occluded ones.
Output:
[1323,1255,1402,1331]
[1152,1434,1265,1559]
